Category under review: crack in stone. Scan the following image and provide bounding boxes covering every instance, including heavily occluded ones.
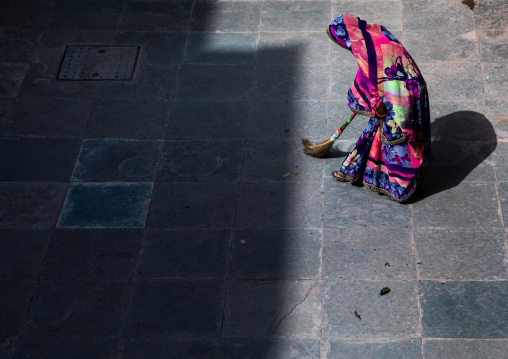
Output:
[271,283,319,336]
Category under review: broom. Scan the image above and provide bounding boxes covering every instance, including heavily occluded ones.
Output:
[302,112,356,157]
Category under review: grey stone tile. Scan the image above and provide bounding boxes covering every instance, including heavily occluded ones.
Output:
[146,183,237,228]
[413,181,502,229]
[323,182,412,228]
[137,229,230,279]
[323,228,415,280]
[0,182,68,229]
[423,339,508,359]
[223,280,322,338]
[13,337,118,359]
[331,0,403,31]
[253,65,329,101]
[125,279,225,338]
[258,32,330,65]
[24,280,129,337]
[47,0,124,30]
[418,62,484,102]
[72,139,163,181]
[229,229,321,279]
[247,101,328,141]
[57,183,153,229]
[87,99,170,140]
[191,2,261,32]
[0,0,52,30]
[121,2,192,31]
[261,1,330,32]
[98,64,179,101]
[19,63,99,100]
[122,339,219,359]
[177,65,254,101]
[496,181,508,225]
[41,229,142,280]
[478,29,508,63]
[401,0,474,31]
[156,140,243,182]
[241,139,324,182]
[324,339,422,359]
[486,98,508,139]
[420,280,508,338]
[0,230,51,281]
[0,99,14,135]
[474,0,508,29]
[483,63,508,100]
[0,30,39,63]
[236,182,323,229]
[184,33,258,65]
[3,97,93,138]
[415,229,507,280]
[0,138,81,181]
[403,30,479,64]
[0,64,29,99]
[220,339,320,359]
[0,282,34,337]
[39,29,116,50]
[430,101,486,127]
[167,101,248,140]
[322,280,420,338]
[116,32,187,66]
[0,338,17,359]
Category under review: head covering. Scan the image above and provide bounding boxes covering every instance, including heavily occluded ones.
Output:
[329,14,432,202]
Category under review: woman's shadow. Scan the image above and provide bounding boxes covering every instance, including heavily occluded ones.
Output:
[421,110,497,199]
[327,111,497,200]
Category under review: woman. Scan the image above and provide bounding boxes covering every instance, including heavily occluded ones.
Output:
[328,14,432,202]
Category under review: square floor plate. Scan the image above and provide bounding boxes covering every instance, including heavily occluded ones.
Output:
[57,46,140,81]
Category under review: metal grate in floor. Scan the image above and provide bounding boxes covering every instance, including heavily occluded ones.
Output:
[57,46,140,81]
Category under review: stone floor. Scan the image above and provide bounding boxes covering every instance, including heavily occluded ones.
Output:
[1,0,507,358]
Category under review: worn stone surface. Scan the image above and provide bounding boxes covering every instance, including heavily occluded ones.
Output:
[157,140,243,182]
[0,282,35,337]
[322,280,420,338]
[14,337,118,359]
[478,29,508,63]
[122,339,220,359]
[125,279,225,338]
[72,139,162,182]
[324,339,422,359]
[230,229,322,279]
[420,281,508,339]
[184,33,258,65]
[0,182,68,229]
[0,230,51,281]
[41,229,142,280]
[57,183,153,228]
[414,229,508,281]
[224,280,322,338]
[137,229,230,279]
[423,339,508,359]
[220,339,320,359]
[0,64,29,99]
[323,228,415,280]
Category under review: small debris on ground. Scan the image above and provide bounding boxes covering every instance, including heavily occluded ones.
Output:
[295,172,300,176]
[354,310,361,320]
[240,239,246,245]
[380,287,390,296]
[320,191,326,194]
[441,282,446,285]
[385,262,390,267]
[417,262,423,264]
[282,173,291,177]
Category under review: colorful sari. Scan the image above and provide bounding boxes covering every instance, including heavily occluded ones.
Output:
[328,14,432,202]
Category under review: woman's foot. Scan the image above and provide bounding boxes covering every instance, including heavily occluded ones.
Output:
[332,171,349,182]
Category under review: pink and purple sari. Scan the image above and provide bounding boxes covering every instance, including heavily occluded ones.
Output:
[328,14,432,202]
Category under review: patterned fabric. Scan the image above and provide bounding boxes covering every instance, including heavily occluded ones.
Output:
[329,14,432,202]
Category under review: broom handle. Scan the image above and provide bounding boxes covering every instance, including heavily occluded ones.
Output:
[329,112,356,142]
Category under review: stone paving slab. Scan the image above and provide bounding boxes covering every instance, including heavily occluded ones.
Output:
[1,0,507,358]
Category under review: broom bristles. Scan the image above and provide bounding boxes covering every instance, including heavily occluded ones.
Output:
[301,138,334,157]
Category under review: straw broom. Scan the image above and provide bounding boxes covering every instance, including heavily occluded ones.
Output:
[302,112,356,157]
